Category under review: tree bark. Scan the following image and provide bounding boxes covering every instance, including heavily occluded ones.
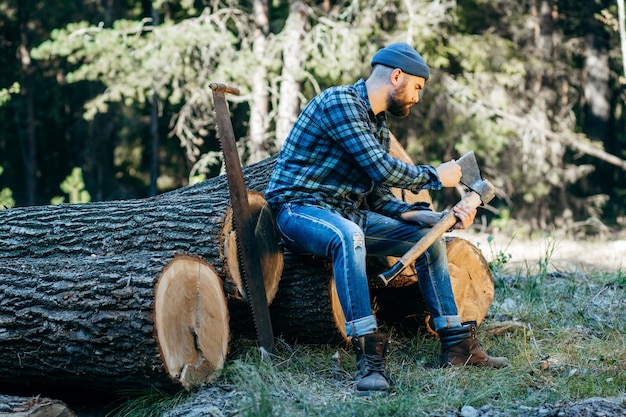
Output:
[582,0,612,141]
[269,252,345,344]
[248,0,271,163]
[16,0,38,206]
[0,139,493,388]
[0,394,76,417]
[0,169,249,391]
[0,253,228,392]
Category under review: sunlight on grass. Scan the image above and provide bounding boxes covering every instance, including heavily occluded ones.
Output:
[107,235,625,417]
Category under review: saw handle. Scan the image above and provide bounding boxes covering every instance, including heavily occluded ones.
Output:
[377,191,483,286]
[209,83,240,96]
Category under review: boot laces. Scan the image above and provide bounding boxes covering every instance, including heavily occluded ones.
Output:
[361,353,386,375]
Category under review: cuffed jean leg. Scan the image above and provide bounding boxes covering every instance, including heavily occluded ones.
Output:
[274,204,377,337]
[364,211,460,331]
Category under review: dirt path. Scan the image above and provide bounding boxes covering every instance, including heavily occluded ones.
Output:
[459,231,626,274]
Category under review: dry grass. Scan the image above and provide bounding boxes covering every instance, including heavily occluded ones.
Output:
[110,238,626,417]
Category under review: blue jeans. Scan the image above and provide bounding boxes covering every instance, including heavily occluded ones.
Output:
[274,203,461,337]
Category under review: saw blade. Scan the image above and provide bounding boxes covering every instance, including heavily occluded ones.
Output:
[210,83,274,352]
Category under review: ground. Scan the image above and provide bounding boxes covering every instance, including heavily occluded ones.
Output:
[6,231,626,416]
[451,396,626,416]
[161,387,626,417]
[448,230,626,417]
[460,230,626,274]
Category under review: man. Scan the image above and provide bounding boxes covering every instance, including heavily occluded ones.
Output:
[265,42,509,395]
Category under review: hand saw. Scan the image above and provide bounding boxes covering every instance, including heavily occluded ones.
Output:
[210,83,275,353]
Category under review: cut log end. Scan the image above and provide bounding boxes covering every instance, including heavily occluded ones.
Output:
[154,254,230,390]
[329,278,348,342]
[221,190,283,303]
[445,237,495,325]
[372,237,495,336]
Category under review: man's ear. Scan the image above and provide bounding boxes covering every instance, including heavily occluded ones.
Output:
[390,68,403,86]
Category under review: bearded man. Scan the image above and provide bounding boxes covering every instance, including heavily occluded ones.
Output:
[265,42,509,396]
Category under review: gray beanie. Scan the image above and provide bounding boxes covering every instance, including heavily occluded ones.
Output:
[371,42,430,80]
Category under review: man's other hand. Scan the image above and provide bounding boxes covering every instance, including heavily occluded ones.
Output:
[436,160,462,187]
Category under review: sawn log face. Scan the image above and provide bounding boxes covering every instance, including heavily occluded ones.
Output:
[0,161,268,391]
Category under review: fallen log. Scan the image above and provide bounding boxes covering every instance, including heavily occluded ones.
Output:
[0,137,493,391]
[0,159,273,391]
[0,394,76,417]
[269,252,344,344]
[270,236,495,343]
[220,191,283,303]
[0,253,228,391]
[371,236,495,336]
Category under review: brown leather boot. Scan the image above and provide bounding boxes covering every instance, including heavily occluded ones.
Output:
[352,333,390,395]
[439,321,510,368]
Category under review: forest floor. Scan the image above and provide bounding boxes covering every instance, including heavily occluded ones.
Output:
[461,229,626,275]
[7,230,626,417]
[433,229,626,417]
[153,230,626,417]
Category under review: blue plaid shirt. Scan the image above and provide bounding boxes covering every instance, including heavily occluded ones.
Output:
[265,79,442,226]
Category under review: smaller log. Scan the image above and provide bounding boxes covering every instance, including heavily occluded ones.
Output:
[154,255,230,390]
[220,191,283,303]
[373,237,495,335]
[0,394,76,417]
[445,236,495,325]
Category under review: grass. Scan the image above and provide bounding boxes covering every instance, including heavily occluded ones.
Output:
[107,236,626,417]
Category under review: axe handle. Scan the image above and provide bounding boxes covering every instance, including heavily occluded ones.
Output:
[377,191,483,286]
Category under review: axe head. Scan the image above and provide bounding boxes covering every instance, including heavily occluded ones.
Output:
[457,151,495,204]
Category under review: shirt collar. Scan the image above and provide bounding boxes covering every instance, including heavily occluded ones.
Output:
[355,78,387,123]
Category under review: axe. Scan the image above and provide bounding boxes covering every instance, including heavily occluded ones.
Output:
[377,151,496,286]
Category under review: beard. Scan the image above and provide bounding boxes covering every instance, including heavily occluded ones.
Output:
[386,88,413,118]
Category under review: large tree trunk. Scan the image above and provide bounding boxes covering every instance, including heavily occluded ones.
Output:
[16,0,38,206]
[0,253,228,392]
[275,0,307,148]
[0,168,263,392]
[0,139,494,390]
[248,0,271,163]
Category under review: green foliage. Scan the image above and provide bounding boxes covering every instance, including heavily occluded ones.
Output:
[483,234,513,276]
[0,82,19,107]
[51,167,91,204]
[0,166,15,209]
[31,4,256,177]
[2,0,624,229]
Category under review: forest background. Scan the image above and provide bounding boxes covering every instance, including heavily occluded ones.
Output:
[1,0,625,237]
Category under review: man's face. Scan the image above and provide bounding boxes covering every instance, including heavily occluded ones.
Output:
[387,74,425,118]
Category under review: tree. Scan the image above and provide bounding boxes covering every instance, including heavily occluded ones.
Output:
[3,0,625,232]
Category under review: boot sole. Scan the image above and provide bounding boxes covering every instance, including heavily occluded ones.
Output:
[356,387,390,397]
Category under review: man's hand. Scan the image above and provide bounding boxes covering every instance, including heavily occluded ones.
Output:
[436,160,462,187]
[451,204,476,229]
